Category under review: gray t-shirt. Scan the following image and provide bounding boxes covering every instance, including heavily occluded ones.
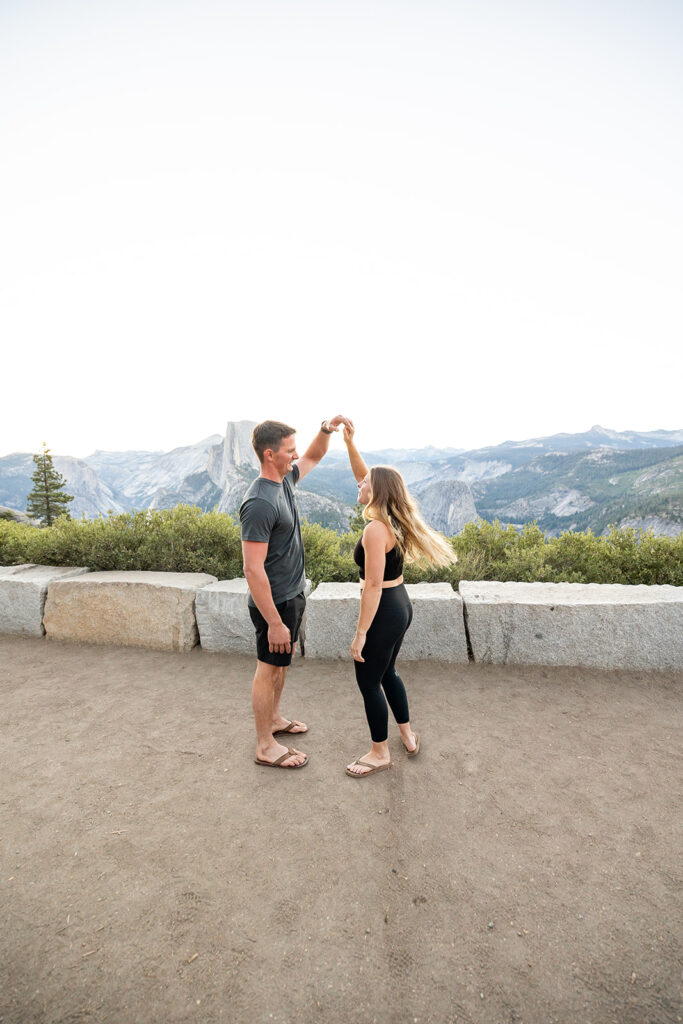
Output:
[239,463,306,607]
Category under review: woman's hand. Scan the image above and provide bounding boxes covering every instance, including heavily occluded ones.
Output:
[343,420,355,445]
[351,629,366,662]
[326,414,353,433]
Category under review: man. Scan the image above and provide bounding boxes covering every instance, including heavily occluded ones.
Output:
[240,415,351,769]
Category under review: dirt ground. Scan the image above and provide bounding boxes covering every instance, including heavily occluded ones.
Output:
[1,636,681,1024]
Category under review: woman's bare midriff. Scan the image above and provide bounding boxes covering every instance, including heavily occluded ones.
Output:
[359,575,404,591]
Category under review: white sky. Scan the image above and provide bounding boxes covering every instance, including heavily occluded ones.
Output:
[1,0,681,458]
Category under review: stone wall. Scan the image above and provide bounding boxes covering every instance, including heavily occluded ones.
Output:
[0,564,90,637]
[1,567,681,670]
[44,571,217,652]
[460,581,682,672]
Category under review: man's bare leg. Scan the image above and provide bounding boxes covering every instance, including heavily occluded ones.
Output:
[252,659,307,766]
[271,654,308,734]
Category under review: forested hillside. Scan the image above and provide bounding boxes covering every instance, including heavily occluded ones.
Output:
[473,447,683,535]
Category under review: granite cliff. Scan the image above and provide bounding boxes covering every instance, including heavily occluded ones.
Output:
[415,480,477,535]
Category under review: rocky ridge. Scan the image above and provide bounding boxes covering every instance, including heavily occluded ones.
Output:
[0,506,36,526]
[1,425,681,536]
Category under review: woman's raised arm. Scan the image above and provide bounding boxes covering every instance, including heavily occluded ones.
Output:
[343,421,369,483]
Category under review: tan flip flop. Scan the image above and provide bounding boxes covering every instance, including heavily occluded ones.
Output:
[255,746,308,769]
[272,720,308,736]
[345,758,392,778]
[405,732,420,758]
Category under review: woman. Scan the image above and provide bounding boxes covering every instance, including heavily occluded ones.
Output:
[343,422,457,778]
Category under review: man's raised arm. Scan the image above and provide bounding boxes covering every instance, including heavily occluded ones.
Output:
[295,414,352,481]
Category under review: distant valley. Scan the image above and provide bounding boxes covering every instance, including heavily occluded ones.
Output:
[1,423,681,537]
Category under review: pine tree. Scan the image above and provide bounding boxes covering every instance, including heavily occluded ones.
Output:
[26,443,74,526]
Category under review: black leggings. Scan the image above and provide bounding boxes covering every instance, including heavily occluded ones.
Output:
[354,584,413,743]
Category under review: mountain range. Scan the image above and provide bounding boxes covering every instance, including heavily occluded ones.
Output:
[1,423,681,537]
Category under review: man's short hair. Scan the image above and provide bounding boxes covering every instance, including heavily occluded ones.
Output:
[252,420,297,463]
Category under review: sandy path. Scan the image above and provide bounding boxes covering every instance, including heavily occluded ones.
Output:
[1,636,681,1024]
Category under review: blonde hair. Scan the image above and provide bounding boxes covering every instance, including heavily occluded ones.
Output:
[364,466,457,568]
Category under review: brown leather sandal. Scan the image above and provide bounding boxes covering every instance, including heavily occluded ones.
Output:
[255,747,308,769]
[345,758,391,778]
[272,719,308,736]
[405,732,420,757]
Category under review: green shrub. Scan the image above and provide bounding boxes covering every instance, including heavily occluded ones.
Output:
[301,522,359,586]
[0,506,243,579]
[1,511,680,587]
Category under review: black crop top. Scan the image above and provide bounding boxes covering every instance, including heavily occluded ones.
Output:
[353,535,404,581]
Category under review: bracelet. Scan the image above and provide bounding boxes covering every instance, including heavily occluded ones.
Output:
[320,420,333,434]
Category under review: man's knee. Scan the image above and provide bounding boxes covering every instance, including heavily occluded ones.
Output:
[256,661,284,685]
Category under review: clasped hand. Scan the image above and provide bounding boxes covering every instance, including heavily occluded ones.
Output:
[325,414,353,433]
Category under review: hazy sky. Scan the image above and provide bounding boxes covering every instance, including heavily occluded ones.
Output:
[1,0,681,458]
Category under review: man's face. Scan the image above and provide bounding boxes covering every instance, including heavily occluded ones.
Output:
[269,435,298,476]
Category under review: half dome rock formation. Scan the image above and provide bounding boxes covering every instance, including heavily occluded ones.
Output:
[417,479,477,535]
[210,420,260,514]
[209,420,259,491]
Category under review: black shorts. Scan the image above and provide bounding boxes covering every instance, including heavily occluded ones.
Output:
[248,592,306,667]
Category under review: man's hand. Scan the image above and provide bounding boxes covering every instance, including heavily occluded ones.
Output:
[323,414,353,433]
[268,621,291,654]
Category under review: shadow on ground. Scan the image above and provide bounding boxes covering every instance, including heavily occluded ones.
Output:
[1,636,681,1024]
